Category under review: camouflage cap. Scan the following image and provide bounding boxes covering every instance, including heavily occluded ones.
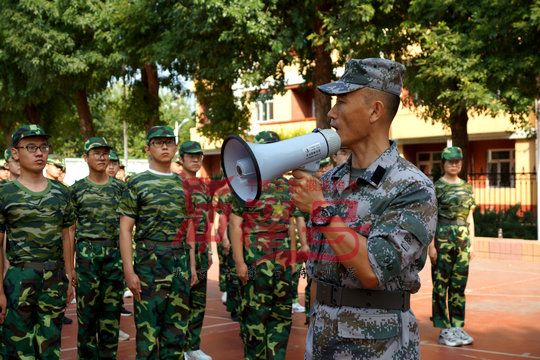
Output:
[146,125,175,143]
[318,58,405,97]
[4,148,12,161]
[179,141,203,155]
[441,146,463,160]
[254,131,280,144]
[108,149,119,161]
[84,136,111,153]
[11,124,49,146]
[47,154,65,170]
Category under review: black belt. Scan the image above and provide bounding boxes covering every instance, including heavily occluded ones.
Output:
[80,239,116,247]
[15,260,62,272]
[316,280,410,311]
[438,218,468,226]
[141,239,187,249]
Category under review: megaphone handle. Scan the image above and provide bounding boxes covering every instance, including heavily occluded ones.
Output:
[299,160,320,173]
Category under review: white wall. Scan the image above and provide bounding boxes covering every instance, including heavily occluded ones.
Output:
[62,158,150,185]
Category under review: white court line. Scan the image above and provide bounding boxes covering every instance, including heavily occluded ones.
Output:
[420,341,540,359]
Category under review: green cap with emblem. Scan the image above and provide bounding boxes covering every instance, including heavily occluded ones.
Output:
[179,140,203,155]
[441,146,463,160]
[4,148,12,161]
[146,125,175,144]
[47,154,65,170]
[318,58,405,97]
[11,124,49,146]
[254,131,280,144]
[84,136,111,153]
[108,149,119,161]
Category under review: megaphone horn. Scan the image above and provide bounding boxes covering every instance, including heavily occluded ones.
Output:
[221,128,341,202]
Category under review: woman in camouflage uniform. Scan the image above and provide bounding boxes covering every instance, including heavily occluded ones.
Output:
[429,146,476,347]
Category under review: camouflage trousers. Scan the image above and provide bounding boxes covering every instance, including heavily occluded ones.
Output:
[134,243,191,359]
[2,265,68,359]
[218,244,241,319]
[304,277,312,322]
[217,242,228,293]
[76,241,124,359]
[239,261,293,360]
[432,224,471,328]
[186,249,209,351]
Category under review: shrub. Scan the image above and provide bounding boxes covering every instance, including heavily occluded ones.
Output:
[473,205,537,240]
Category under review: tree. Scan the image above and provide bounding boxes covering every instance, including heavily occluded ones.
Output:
[404,0,539,178]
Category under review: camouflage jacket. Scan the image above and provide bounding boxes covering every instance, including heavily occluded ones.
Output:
[434,178,475,223]
[70,176,125,241]
[118,171,191,243]
[0,179,75,264]
[232,177,296,264]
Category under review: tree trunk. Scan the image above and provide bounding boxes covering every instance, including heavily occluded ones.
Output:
[450,108,470,179]
[313,45,333,129]
[142,63,160,130]
[24,104,41,124]
[75,89,95,140]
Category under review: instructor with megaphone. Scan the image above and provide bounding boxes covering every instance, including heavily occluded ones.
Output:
[289,58,438,359]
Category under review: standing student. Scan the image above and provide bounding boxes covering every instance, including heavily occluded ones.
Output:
[429,146,476,347]
[118,126,197,359]
[70,137,126,358]
[0,125,75,359]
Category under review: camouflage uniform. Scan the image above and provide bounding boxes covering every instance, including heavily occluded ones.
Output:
[233,176,296,360]
[71,173,125,359]
[432,147,475,329]
[0,179,75,359]
[183,174,212,352]
[118,170,192,359]
[305,142,437,359]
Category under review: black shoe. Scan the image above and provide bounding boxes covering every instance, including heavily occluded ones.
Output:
[121,306,132,317]
[62,316,73,325]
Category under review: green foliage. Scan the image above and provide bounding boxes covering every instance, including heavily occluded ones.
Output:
[473,206,537,240]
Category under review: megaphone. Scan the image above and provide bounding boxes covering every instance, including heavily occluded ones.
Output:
[221,128,341,202]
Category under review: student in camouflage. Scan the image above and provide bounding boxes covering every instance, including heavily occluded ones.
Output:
[70,137,126,359]
[179,141,214,360]
[106,149,121,178]
[118,125,197,359]
[45,154,65,181]
[428,146,476,347]
[230,131,297,360]
[290,58,437,359]
[3,149,20,181]
[0,125,75,359]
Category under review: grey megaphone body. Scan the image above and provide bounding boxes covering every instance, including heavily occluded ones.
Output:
[221,128,341,202]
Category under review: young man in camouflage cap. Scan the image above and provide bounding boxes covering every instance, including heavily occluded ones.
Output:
[428,146,476,347]
[290,58,437,359]
[106,149,121,178]
[118,125,197,358]
[70,137,126,359]
[45,154,66,181]
[0,124,76,359]
[3,149,20,181]
[230,130,298,360]
[179,140,214,360]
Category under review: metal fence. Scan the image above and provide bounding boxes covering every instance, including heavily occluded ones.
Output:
[466,172,537,213]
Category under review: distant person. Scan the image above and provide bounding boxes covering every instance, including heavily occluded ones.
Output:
[45,154,65,182]
[0,125,75,358]
[4,149,20,180]
[0,161,8,182]
[107,149,121,178]
[429,146,476,347]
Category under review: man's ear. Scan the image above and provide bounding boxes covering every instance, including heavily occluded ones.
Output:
[82,153,88,163]
[369,100,385,124]
[11,147,19,161]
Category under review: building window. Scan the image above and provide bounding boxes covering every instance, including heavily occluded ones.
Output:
[417,151,442,179]
[487,149,515,187]
[252,97,274,122]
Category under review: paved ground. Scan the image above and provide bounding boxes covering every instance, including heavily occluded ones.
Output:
[59,255,540,359]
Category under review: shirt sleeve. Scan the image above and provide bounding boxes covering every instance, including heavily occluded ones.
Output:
[62,187,77,228]
[367,183,437,286]
[0,189,5,232]
[118,180,138,219]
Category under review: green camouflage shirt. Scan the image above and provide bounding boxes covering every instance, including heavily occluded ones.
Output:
[232,177,295,263]
[118,171,191,243]
[0,179,75,264]
[70,176,125,241]
[183,176,211,236]
[435,178,475,222]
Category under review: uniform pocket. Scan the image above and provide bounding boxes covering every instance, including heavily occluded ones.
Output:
[337,311,400,340]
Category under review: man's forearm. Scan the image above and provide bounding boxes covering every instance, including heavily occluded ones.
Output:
[62,228,74,274]
[119,217,135,274]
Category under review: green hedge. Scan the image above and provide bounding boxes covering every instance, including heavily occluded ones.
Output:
[473,205,537,240]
